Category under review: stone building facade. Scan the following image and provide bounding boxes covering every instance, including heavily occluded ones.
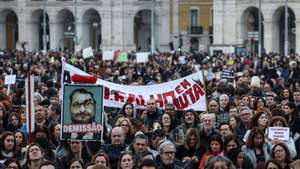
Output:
[0,0,176,52]
[213,0,300,54]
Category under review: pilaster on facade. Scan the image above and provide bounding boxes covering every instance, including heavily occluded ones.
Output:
[263,18,273,54]
[223,0,236,45]
[213,0,225,45]
[171,0,180,50]
[296,20,300,54]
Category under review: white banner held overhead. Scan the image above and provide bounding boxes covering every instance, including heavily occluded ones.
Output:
[25,75,35,133]
[61,62,207,111]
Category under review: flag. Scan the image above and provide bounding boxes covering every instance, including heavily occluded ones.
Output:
[114,51,128,62]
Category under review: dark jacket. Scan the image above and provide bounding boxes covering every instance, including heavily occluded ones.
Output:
[101,144,126,169]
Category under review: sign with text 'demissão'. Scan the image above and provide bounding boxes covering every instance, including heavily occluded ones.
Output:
[61,84,103,141]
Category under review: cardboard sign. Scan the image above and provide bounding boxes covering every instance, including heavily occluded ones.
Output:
[102,51,114,60]
[136,52,149,63]
[82,47,94,59]
[4,75,16,85]
[268,127,290,141]
[62,84,103,140]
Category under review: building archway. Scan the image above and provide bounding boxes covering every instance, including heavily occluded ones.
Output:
[56,9,75,50]
[82,9,101,49]
[31,9,50,50]
[134,9,153,52]
[0,10,18,49]
[241,7,264,54]
[273,6,296,54]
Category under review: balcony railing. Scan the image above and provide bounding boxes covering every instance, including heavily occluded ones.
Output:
[187,26,203,35]
[209,26,213,35]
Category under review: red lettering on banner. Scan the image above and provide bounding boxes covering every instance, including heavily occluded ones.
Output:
[181,79,191,89]
[114,90,125,102]
[138,95,145,106]
[193,83,205,100]
[127,94,135,103]
[163,91,177,106]
[104,87,110,100]
[157,94,164,107]
[185,88,196,103]
[177,94,189,109]
[175,85,184,94]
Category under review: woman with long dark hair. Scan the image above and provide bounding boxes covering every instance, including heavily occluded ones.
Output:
[175,128,205,169]
[0,131,20,161]
[117,151,134,169]
[270,143,291,169]
[242,127,271,167]
[198,134,223,169]
[22,143,46,169]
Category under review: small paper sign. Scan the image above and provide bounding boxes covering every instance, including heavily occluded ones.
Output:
[136,52,149,63]
[83,47,94,59]
[179,56,186,64]
[102,51,114,60]
[268,127,290,141]
[5,75,16,85]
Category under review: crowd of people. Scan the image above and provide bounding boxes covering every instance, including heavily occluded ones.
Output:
[0,48,299,169]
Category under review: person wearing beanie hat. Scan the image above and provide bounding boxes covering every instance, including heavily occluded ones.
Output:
[249,76,263,97]
[158,140,183,169]
[250,76,260,88]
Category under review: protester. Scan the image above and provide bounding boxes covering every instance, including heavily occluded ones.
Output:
[0,49,299,169]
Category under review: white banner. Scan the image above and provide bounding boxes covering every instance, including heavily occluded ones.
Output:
[61,62,207,111]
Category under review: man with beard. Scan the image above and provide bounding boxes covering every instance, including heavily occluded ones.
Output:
[143,98,162,131]
[65,88,100,139]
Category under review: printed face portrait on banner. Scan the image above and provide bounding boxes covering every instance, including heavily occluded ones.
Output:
[69,89,96,123]
[62,84,103,140]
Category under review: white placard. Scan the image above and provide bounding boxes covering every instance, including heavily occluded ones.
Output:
[179,56,186,64]
[102,51,114,61]
[136,52,149,63]
[4,75,16,85]
[82,47,94,59]
[268,127,289,141]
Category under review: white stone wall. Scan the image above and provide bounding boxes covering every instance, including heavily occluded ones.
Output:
[0,0,171,52]
[214,0,300,54]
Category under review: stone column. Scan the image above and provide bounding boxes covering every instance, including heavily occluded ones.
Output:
[75,18,84,52]
[295,20,300,54]
[17,10,30,50]
[49,13,60,51]
[157,2,171,51]
[263,19,273,54]
[213,0,224,44]
[171,0,179,49]
[101,11,113,50]
[123,13,136,51]
[223,0,236,45]
[0,20,6,49]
